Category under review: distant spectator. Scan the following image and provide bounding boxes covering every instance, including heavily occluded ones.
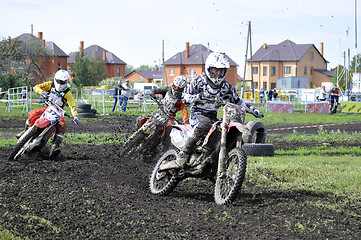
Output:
[111,80,124,112]
[272,89,278,100]
[259,88,265,104]
[267,89,273,101]
[329,87,340,114]
[318,86,328,101]
[119,79,133,112]
[21,87,27,104]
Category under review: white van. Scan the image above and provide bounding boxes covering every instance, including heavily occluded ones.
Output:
[133,83,160,99]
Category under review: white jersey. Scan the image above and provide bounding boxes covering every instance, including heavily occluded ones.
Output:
[182,74,253,114]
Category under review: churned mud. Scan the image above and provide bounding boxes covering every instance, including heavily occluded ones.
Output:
[0,114,360,239]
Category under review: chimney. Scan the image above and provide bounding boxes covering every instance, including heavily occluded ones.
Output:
[263,43,267,49]
[320,42,324,56]
[185,42,190,58]
[42,39,45,48]
[103,50,106,61]
[38,32,43,40]
[79,41,84,57]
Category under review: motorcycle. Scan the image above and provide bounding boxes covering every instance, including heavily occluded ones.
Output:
[9,97,74,161]
[149,98,253,205]
[121,95,178,159]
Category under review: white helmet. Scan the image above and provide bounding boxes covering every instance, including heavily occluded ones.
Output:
[54,70,70,92]
[173,75,188,89]
[171,75,187,97]
[205,52,230,87]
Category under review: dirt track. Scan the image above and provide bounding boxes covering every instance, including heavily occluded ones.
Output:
[0,114,360,239]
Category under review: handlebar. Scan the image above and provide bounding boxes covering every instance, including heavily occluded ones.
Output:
[149,95,175,120]
[44,98,72,120]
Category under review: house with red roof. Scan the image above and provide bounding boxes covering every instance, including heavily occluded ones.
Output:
[67,41,126,80]
[16,32,68,84]
[164,42,238,86]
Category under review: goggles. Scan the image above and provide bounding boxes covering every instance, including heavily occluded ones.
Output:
[55,79,67,85]
[172,85,184,92]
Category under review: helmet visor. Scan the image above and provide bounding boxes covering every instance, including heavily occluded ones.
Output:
[210,67,226,78]
[55,79,67,85]
[172,85,184,92]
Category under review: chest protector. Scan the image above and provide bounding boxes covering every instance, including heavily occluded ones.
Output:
[48,83,70,107]
[161,92,179,115]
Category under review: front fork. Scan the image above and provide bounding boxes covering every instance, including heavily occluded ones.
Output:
[217,116,229,177]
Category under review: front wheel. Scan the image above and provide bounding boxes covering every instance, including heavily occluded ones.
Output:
[149,149,179,195]
[214,148,247,205]
[8,127,38,161]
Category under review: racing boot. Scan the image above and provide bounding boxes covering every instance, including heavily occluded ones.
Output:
[159,135,198,171]
[49,134,63,158]
[16,120,30,139]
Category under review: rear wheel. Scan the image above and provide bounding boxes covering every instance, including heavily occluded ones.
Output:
[214,148,247,205]
[243,121,266,143]
[149,149,179,195]
[8,127,38,161]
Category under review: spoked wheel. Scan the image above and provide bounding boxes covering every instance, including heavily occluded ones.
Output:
[8,127,38,161]
[149,149,179,195]
[122,131,148,157]
[214,148,247,205]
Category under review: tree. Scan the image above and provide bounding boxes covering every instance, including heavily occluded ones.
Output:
[0,36,41,89]
[71,52,107,87]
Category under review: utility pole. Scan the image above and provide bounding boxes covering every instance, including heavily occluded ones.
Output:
[242,21,254,100]
[162,40,168,86]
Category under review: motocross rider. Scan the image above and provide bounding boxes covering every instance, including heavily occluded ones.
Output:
[136,75,189,127]
[17,70,79,157]
[159,52,264,171]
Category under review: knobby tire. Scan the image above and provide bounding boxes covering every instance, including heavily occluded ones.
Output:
[8,127,38,161]
[214,148,247,205]
[149,149,179,195]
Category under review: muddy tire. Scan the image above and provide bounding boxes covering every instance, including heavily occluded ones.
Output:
[242,143,275,157]
[8,127,38,161]
[122,131,148,157]
[243,121,266,143]
[149,149,179,195]
[214,148,247,205]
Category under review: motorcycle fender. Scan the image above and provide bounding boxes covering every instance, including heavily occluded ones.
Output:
[170,124,194,149]
[35,118,51,129]
[228,121,251,136]
[203,121,221,144]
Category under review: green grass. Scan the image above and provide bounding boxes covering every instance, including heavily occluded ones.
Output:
[247,155,361,200]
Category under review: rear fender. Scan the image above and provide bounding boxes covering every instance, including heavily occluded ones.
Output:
[228,121,250,136]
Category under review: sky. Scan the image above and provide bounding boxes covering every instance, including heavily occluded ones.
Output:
[0,0,358,76]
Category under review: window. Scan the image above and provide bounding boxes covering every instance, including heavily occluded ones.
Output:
[263,82,267,90]
[309,52,314,60]
[117,68,120,77]
[254,82,258,89]
[304,67,307,75]
[284,66,291,74]
[190,69,195,78]
[271,66,276,76]
[310,67,313,75]
[271,83,276,89]
[58,62,61,70]
[263,66,267,76]
[169,69,174,76]
[252,67,258,74]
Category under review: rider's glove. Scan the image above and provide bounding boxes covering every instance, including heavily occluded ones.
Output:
[252,109,264,119]
[41,91,48,99]
[72,116,79,124]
